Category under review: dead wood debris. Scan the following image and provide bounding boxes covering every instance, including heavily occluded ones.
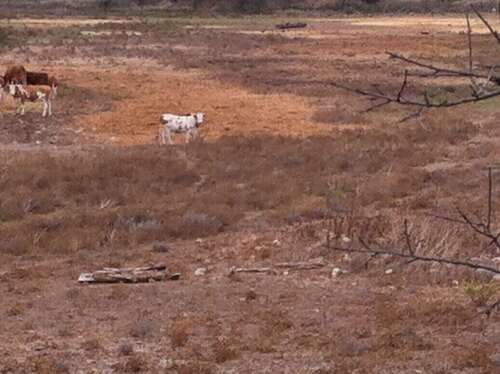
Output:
[78,264,180,284]
[228,258,328,276]
[275,22,307,30]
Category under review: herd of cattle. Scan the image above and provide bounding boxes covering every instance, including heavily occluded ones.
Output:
[0,65,205,144]
[0,65,58,117]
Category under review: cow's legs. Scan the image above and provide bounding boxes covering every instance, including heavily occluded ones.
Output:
[17,99,25,115]
[159,126,166,145]
[166,129,173,145]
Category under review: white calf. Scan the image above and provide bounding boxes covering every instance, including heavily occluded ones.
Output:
[159,112,204,145]
[8,84,54,117]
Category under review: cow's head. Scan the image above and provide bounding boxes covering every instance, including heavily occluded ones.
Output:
[194,112,204,126]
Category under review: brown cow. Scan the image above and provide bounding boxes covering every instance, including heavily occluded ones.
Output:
[4,66,58,93]
[4,65,27,85]
[26,72,59,96]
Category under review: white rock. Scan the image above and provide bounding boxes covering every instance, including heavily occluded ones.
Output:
[341,235,351,243]
[493,274,500,282]
[283,270,289,276]
[385,269,394,275]
[272,239,281,246]
[331,267,342,278]
[194,267,207,276]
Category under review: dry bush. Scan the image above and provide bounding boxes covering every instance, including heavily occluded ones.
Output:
[177,360,213,374]
[119,342,134,356]
[123,355,147,373]
[109,285,132,302]
[169,317,193,348]
[376,327,433,352]
[463,280,500,308]
[0,133,483,258]
[81,337,101,352]
[26,355,69,374]
[6,303,25,317]
[113,354,148,373]
[212,336,240,364]
[129,319,154,339]
[450,344,496,370]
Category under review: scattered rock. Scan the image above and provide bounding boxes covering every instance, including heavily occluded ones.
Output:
[194,267,207,276]
[341,235,351,243]
[342,254,351,262]
[331,267,342,278]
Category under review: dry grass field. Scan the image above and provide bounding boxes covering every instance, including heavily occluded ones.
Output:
[1,13,500,373]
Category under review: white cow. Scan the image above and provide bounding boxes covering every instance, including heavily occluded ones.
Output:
[159,112,204,145]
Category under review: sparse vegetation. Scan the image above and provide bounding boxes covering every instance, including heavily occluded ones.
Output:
[0,6,499,373]
[169,317,193,348]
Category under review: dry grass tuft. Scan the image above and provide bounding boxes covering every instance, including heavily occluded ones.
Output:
[212,336,240,364]
[177,360,214,374]
[118,342,134,356]
[27,355,69,374]
[169,317,193,348]
[129,319,154,340]
[81,337,102,352]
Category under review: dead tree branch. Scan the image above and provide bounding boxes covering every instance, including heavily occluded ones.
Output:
[387,52,500,82]
[472,5,500,46]
[333,9,500,121]
[326,169,500,314]
[431,168,500,252]
[328,241,500,275]
[333,81,500,108]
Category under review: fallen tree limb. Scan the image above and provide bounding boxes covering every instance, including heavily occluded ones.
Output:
[228,258,328,276]
[275,258,327,270]
[275,22,307,30]
[78,264,180,284]
[228,266,275,276]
